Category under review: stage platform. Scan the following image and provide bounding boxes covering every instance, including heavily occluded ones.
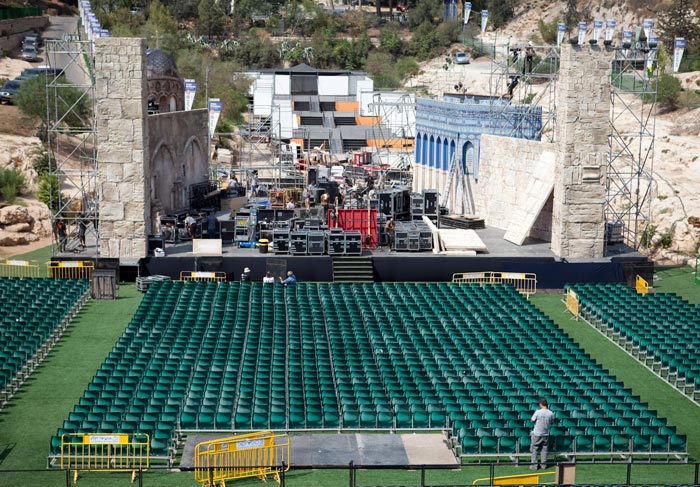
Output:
[179,433,458,469]
[53,226,650,289]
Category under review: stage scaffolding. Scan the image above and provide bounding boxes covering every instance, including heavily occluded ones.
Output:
[240,103,304,191]
[487,41,559,143]
[366,92,416,185]
[44,36,99,256]
[605,46,658,253]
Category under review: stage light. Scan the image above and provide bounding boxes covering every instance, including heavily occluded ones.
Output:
[589,39,598,45]
[603,39,612,46]
[569,37,579,45]
[648,39,658,48]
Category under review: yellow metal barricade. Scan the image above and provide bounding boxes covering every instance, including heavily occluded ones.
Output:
[635,274,649,296]
[452,271,537,297]
[194,431,290,486]
[60,432,149,482]
[48,261,94,280]
[472,471,556,487]
[0,259,41,278]
[566,288,579,319]
[180,271,227,282]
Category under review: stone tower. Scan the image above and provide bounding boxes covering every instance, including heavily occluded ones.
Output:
[551,44,614,259]
[94,37,151,259]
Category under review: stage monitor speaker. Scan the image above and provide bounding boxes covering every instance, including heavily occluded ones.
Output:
[147,235,164,256]
[423,190,438,215]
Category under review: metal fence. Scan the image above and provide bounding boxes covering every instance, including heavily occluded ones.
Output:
[4,461,700,487]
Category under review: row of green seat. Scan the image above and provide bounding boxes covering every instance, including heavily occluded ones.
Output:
[1,278,89,394]
[52,281,686,458]
[567,283,700,390]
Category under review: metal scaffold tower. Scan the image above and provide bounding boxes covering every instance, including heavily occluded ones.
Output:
[488,42,559,142]
[366,92,416,182]
[241,103,303,191]
[44,37,98,256]
[605,46,658,253]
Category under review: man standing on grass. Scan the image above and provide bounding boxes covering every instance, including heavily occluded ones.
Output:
[530,397,554,470]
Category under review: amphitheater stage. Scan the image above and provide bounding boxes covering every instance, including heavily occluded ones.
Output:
[179,433,459,469]
[54,227,651,288]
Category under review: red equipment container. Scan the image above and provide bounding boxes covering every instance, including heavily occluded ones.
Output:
[330,208,378,248]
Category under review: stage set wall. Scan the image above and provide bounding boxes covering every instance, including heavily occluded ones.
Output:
[412,98,543,214]
[137,254,649,289]
[475,135,556,242]
[148,109,209,224]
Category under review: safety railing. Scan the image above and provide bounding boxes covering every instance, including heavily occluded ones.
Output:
[0,259,41,278]
[452,271,537,297]
[194,431,290,485]
[635,274,649,296]
[60,432,149,483]
[472,470,556,486]
[48,260,94,280]
[180,271,227,282]
[565,288,579,319]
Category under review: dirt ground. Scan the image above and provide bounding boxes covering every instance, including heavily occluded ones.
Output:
[0,236,52,259]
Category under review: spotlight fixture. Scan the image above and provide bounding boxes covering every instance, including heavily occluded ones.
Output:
[569,37,579,45]
[603,39,613,46]
[589,39,598,45]
[648,39,658,48]
[622,41,631,49]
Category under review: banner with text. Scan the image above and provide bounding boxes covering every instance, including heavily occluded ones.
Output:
[593,20,603,43]
[557,23,566,47]
[481,10,488,34]
[673,38,685,73]
[208,98,222,138]
[643,19,653,41]
[184,79,197,111]
[577,22,587,45]
[463,1,471,24]
[604,20,616,43]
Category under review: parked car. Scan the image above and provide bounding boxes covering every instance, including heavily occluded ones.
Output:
[22,45,38,62]
[0,79,26,105]
[452,51,470,64]
[19,66,63,78]
[23,33,41,48]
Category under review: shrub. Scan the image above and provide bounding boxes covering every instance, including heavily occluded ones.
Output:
[0,168,26,204]
[37,174,62,212]
[34,151,50,177]
[656,74,682,110]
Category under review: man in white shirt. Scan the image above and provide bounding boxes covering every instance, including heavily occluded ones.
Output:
[530,397,554,470]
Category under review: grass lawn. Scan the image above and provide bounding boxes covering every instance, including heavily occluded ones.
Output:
[653,266,700,304]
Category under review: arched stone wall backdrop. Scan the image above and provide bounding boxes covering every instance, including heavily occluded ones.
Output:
[151,142,177,212]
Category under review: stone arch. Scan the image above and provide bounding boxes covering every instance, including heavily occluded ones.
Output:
[169,96,177,112]
[435,136,442,170]
[159,95,168,113]
[151,142,180,211]
[462,140,476,176]
[428,135,435,168]
[415,132,422,164]
[449,140,456,170]
[183,136,206,184]
[442,138,450,170]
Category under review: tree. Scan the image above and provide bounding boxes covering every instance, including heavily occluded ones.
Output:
[656,74,682,110]
[198,0,226,37]
[657,0,700,50]
[14,75,91,129]
[142,0,180,51]
[167,0,199,20]
[563,0,578,30]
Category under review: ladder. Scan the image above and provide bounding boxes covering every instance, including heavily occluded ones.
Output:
[441,152,474,215]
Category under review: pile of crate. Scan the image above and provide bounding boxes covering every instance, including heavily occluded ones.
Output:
[394,221,433,252]
[272,228,363,256]
[136,275,172,293]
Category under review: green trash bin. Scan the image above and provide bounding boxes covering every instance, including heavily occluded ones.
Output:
[258,238,269,254]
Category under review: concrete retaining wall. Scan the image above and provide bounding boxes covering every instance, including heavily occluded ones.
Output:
[0,16,49,54]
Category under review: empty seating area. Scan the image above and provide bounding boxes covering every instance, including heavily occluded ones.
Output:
[52,281,686,460]
[1,278,90,406]
[567,283,700,399]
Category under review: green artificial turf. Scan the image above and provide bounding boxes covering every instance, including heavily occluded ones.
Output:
[3,244,53,277]
[0,283,142,484]
[653,265,700,304]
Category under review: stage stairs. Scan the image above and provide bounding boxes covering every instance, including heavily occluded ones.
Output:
[332,256,374,283]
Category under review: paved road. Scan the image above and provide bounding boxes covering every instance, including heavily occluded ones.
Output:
[41,16,91,85]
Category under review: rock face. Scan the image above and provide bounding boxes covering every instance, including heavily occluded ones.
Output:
[0,201,52,247]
